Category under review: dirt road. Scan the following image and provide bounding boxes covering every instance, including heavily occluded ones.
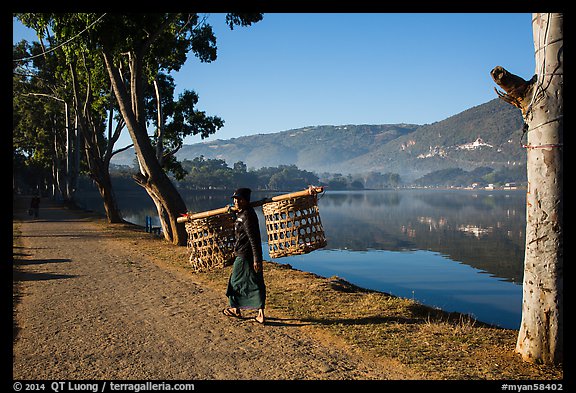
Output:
[12,197,410,380]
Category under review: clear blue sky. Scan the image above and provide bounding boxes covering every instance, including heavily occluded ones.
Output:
[13,13,535,148]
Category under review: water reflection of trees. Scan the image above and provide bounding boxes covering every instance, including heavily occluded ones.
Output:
[326,191,402,208]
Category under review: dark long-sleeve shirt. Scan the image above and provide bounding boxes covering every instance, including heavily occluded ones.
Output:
[234,206,263,262]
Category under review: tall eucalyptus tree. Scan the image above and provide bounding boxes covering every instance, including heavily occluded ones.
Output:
[491,12,563,365]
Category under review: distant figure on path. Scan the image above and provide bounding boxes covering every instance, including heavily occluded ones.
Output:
[29,195,40,218]
[222,188,266,325]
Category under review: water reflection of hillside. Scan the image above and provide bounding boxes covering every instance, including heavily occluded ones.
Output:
[318,190,525,283]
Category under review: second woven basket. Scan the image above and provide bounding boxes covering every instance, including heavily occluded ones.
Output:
[262,193,327,258]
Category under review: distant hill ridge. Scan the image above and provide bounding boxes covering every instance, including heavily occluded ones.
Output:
[112,98,525,181]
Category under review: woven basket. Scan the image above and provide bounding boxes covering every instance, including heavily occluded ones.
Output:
[262,194,327,258]
[185,213,236,272]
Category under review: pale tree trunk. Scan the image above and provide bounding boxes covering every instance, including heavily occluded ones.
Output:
[491,12,563,365]
[153,78,164,165]
[69,63,124,223]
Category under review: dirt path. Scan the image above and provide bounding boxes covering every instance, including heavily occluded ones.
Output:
[12,197,412,380]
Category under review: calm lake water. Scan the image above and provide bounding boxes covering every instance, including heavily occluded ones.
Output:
[74,186,526,329]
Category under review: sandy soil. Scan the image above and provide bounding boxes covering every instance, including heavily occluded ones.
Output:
[12,197,414,381]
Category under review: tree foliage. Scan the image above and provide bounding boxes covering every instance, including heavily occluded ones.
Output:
[177,157,318,191]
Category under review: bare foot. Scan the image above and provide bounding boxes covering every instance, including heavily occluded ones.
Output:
[255,310,265,324]
[222,307,242,318]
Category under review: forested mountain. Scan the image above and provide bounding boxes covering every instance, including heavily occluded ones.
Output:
[342,98,525,180]
[113,99,525,182]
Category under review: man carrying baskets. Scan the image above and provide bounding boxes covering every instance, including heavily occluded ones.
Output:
[223,188,266,325]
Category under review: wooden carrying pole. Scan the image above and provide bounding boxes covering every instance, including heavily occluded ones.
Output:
[176,186,324,223]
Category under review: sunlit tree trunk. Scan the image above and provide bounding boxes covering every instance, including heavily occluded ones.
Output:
[491,12,563,365]
[103,50,188,245]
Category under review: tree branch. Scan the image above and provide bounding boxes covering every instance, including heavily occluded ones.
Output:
[111,143,134,157]
[490,66,537,116]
